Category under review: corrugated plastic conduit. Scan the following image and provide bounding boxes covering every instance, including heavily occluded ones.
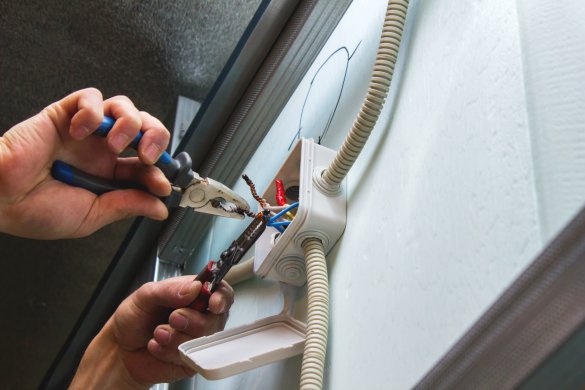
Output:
[302,1,409,389]
[319,0,409,192]
[300,238,328,389]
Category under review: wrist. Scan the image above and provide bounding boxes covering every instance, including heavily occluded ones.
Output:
[0,138,11,235]
[69,321,147,390]
[0,135,26,237]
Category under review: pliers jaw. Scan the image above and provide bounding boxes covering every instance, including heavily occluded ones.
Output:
[178,173,251,219]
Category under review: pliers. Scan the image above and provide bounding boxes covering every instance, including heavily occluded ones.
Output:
[51,116,250,219]
[192,210,270,311]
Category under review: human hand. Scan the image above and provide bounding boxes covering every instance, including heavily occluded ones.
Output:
[0,88,172,239]
[70,275,234,389]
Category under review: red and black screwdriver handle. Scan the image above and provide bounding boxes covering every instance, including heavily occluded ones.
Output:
[191,260,217,312]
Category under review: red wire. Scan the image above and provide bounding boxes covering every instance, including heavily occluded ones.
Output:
[275,179,286,206]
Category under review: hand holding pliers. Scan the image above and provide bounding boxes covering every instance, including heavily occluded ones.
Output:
[51,116,249,219]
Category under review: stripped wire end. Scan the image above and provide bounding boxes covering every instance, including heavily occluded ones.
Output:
[242,174,268,209]
[241,174,299,232]
[209,198,253,217]
[237,208,257,218]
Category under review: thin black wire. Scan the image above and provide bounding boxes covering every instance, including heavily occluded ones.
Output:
[288,41,361,150]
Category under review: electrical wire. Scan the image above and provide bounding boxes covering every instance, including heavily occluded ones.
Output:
[269,202,299,222]
[320,0,410,192]
[268,224,285,234]
[266,205,294,212]
[242,174,268,208]
[275,179,287,206]
[268,221,291,227]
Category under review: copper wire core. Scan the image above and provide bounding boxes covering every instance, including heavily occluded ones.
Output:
[238,207,256,218]
[242,174,268,208]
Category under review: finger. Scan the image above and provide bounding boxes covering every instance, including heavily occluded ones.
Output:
[46,88,104,140]
[168,307,228,337]
[148,337,191,367]
[103,95,142,154]
[208,281,235,315]
[126,346,194,384]
[114,157,172,197]
[111,278,201,350]
[133,277,202,317]
[153,324,174,346]
[150,325,198,366]
[151,323,227,367]
[137,111,171,165]
[74,189,168,236]
[153,324,195,349]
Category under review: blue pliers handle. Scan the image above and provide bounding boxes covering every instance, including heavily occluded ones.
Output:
[51,116,194,194]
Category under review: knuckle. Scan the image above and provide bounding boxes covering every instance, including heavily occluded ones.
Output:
[140,281,157,298]
[148,124,169,137]
[117,115,142,132]
[111,95,134,105]
[144,126,167,137]
[84,87,103,98]
[41,103,59,122]
[128,115,142,129]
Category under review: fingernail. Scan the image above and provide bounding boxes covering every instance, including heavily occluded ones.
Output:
[150,340,163,354]
[144,143,162,164]
[110,133,129,153]
[171,313,189,331]
[218,298,227,314]
[179,281,196,297]
[155,328,171,345]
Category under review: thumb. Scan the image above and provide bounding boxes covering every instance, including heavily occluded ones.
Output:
[77,189,168,236]
[134,276,203,315]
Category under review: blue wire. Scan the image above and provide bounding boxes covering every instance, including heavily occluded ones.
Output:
[269,202,299,223]
[268,221,291,227]
[270,224,285,233]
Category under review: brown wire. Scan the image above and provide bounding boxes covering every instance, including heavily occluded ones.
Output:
[242,174,268,208]
[237,207,257,218]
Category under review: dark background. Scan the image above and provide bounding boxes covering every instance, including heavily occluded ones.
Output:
[0,1,260,388]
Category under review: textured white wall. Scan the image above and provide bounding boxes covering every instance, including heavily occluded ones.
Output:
[516,0,585,243]
[185,0,585,388]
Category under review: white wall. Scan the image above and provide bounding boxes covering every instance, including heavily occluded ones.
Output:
[516,0,585,243]
[186,0,585,388]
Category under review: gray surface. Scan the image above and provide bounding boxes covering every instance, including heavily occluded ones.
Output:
[0,225,130,389]
[0,0,260,131]
[519,324,585,390]
[0,1,260,388]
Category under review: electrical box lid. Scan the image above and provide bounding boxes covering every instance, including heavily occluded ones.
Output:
[179,314,306,380]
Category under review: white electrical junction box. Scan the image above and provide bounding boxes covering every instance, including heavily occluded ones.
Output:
[178,138,346,380]
[254,138,347,286]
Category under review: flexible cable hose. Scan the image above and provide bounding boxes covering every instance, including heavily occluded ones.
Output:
[300,238,328,390]
[298,2,410,388]
[321,0,410,191]
[223,257,254,286]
